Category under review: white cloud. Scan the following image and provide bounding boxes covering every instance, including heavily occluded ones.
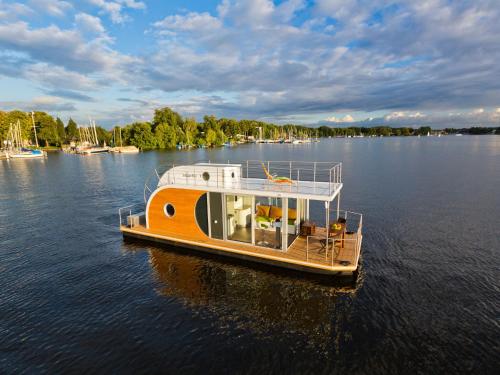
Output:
[0,21,129,74]
[0,96,76,112]
[24,63,98,90]
[88,0,146,24]
[0,1,34,20]
[118,0,145,10]
[75,13,106,34]
[30,0,72,17]
[325,114,355,122]
[385,112,426,121]
[154,12,222,34]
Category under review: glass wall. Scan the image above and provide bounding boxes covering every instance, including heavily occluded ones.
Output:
[286,198,299,247]
[254,196,283,249]
[225,194,253,243]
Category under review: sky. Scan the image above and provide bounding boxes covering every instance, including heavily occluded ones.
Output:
[0,0,499,128]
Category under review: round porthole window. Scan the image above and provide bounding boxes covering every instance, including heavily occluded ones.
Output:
[164,203,175,217]
[231,172,235,178]
[202,172,210,181]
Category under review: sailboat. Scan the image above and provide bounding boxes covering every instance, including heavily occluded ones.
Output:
[111,127,139,153]
[76,119,109,154]
[7,113,46,159]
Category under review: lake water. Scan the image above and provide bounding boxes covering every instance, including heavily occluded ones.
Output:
[0,136,499,374]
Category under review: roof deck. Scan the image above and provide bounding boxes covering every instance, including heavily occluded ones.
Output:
[145,160,343,201]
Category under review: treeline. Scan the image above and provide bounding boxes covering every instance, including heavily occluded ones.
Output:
[1,107,498,149]
[0,110,110,147]
[116,108,321,149]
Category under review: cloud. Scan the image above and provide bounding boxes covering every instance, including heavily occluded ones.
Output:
[0,2,34,20]
[29,0,72,17]
[314,108,500,128]
[0,21,132,75]
[0,96,77,112]
[153,12,222,34]
[88,0,146,24]
[2,0,500,126]
[138,0,500,122]
[46,89,95,102]
[75,13,106,34]
[117,97,150,105]
[325,114,355,123]
[24,63,99,91]
[384,112,426,121]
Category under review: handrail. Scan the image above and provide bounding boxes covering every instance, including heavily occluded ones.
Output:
[306,236,361,267]
[118,202,145,227]
[304,208,363,268]
[140,160,343,201]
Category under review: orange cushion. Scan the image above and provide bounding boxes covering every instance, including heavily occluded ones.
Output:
[256,205,270,217]
[269,205,282,219]
[288,208,297,220]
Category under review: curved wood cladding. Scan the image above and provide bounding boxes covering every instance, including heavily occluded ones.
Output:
[147,188,210,241]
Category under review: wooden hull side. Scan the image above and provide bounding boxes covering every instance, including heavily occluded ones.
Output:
[121,228,355,276]
[147,187,210,242]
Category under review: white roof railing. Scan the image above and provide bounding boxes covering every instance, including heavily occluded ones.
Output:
[144,160,343,202]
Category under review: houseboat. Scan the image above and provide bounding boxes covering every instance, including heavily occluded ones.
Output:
[119,160,363,276]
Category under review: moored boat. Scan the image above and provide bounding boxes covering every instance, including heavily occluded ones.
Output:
[119,160,363,276]
[9,148,46,158]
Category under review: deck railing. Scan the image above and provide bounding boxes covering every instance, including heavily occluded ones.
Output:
[143,160,342,202]
[119,202,146,227]
[305,210,363,268]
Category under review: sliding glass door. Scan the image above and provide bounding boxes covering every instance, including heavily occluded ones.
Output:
[225,194,252,243]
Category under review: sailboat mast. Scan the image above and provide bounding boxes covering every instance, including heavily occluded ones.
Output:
[16,120,22,148]
[31,111,39,147]
[92,120,99,146]
[119,127,123,147]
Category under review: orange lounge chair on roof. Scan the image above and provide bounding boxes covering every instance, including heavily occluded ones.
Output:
[260,162,294,184]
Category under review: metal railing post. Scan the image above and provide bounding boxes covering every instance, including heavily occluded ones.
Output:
[306,237,309,261]
[331,239,334,267]
[329,168,332,195]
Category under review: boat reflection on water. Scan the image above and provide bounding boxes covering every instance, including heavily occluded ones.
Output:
[123,238,363,348]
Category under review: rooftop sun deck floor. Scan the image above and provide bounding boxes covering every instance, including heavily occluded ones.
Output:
[161,178,343,200]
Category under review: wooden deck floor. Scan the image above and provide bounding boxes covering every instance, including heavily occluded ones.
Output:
[121,224,361,273]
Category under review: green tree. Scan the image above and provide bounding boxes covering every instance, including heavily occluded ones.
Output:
[95,126,112,145]
[0,110,7,144]
[205,128,217,146]
[153,107,183,130]
[56,117,66,143]
[215,129,227,146]
[35,112,59,146]
[155,123,177,149]
[182,117,198,145]
[127,122,156,150]
[4,111,31,143]
[417,126,432,135]
[65,118,78,142]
